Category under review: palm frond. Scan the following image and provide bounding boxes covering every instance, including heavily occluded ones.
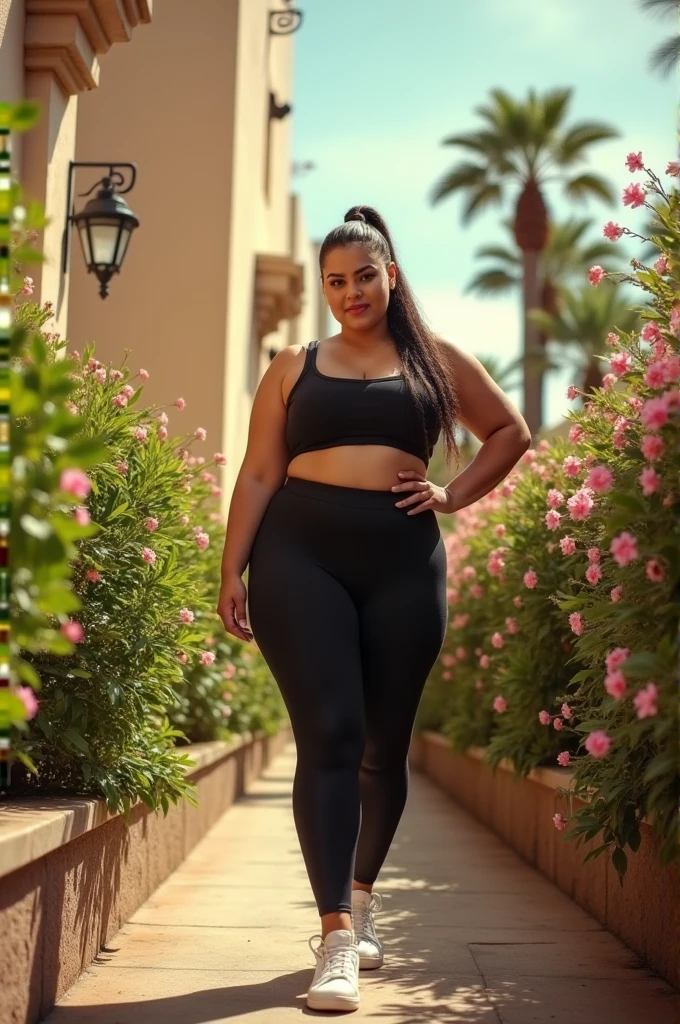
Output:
[638,0,680,19]
[428,162,488,205]
[472,244,520,266]
[461,182,504,224]
[647,34,680,77]
[537,87,573,134]
[563,172,616,205]
[552,122,621,164]
[464,268,520,295]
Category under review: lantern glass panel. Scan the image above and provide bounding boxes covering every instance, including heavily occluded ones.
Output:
[87,220,122,266]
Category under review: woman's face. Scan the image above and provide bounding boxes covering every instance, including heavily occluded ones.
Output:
[321,244,396,331]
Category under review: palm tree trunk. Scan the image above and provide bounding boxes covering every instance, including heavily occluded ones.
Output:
[521,249,543,435]
[583,357,603,395]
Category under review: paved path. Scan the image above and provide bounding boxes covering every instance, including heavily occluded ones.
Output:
[44,742,678,1023]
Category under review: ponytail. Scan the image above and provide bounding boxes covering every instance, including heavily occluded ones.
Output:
[319,205,460,467]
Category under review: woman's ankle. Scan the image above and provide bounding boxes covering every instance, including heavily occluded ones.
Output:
[352,880,372,895]
[320,910,353,939]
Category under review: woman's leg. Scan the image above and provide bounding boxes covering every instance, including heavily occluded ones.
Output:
[354,530,448,886]
[248,524,366,927]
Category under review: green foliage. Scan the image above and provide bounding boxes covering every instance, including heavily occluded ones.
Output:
[422,158,679,878]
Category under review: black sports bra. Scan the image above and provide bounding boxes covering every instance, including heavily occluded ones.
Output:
[285,340,440,466]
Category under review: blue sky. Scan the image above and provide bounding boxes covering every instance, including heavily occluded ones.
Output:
[290,0,677,427]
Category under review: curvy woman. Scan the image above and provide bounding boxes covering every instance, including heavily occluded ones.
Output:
[217,206,531,1013]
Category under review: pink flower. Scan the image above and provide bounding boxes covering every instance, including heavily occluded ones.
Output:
[610,352,631,377]
[654,257,669,275]
[223,664,236,679]
[86,569,101,582]
[604,670,627,699]
[61,620,84,643]
[553,813,567,831]
[561,703,572,720]
[610,531,638,567]
[588,265,605,286]
[560,536,577,556]
[645,559,665,583]
[158,426,168,441]
[65,401,79,415]
[215,452,227,465]
[569,612,584,636]
[59,468,92,499]
[585,564,602,585]
[523,569,538,589]
[200,651,216,666]
[74,506,90,526]
[603,221,623,241]
[547,489,564,509]
[629,395,643,413]
[455,646,467,660]
[662,355,680,383]
[625,151,644,172]
[142,547,157,564]
[606,647,630,673]
[179,515,190,527]
[567,488,595,520]
[491,632,505,649]
[587,548,600,564]
[121,384,135,399]
[115,460,128,474]
[139,368,150,381]
[493,696,507,714]
[610,585,623,602]
[179,608,195,624]
[641,321,662,344]
[94,367,107,384]
[557,752,571,767]
[479,654,490,669]
[16,685,39,719]
[622,183,646,208]
[494,523,506,538]
[20,275,34,296]
[195,427,207,441]
[585,466,613,493]
[109,368,123,381]
[545,510,562,531]
[442,653,455,667]
[195,531,210,550]
[175,397,186,410]
[644,361,666,390]
[513,595,523,608]
[641,435,664,461]
[602,373,616,391]
[584,730,612,758]
[633,683,658,719]
[505,617,518,634]
[145,517,159,532]
[462,566,477,581]
[563,455,582,478]
[605,332,619,346]
[135,426,148,442]
[665,161,680,177]
[639,466,660,496]
[568,424,584,444]
[442,670,452,680]
[553,717,564,731]
[567,385,579,400]
[539,710,551,725]
[178,651,188,664]
[470,583,484,599]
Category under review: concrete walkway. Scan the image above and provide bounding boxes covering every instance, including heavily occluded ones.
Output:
[44,742,677,1023]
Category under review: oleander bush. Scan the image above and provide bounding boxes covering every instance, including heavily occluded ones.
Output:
[419,154,680,875]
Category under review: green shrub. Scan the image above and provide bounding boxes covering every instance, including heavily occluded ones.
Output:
[422,156,679,875]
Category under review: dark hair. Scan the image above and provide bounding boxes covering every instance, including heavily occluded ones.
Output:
[318,205,460,467]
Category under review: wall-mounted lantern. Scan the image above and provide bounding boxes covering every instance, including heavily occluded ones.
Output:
[62,162,139,299]
[270,92,292,121]
[269,1,304,36]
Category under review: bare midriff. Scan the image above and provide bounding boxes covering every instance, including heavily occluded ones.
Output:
[286,446,427,492]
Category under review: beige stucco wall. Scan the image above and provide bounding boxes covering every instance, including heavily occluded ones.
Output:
[0,0,25,175]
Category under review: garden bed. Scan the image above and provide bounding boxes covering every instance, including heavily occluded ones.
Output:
[0,728,291,1024]
[409,730,679,988]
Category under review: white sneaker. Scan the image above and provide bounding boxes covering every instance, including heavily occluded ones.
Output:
[351,889,384,969]
[306,928,360,1012]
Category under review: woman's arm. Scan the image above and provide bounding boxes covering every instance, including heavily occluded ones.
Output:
[217,346,303,639]
[439,337,532,512]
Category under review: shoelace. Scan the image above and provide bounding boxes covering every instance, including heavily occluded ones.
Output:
[356,892,382,943]
[308,934,358,981]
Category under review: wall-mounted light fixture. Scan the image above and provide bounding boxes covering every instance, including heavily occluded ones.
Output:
[269,92,292,121]
[269,1,303,36]
[62,162,139,299]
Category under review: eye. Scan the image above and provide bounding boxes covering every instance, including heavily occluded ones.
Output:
[360,274,375,282]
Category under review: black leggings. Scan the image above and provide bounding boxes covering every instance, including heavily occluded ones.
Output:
[247,477,448,915]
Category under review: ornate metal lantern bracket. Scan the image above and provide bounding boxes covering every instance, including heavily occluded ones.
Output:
[269,3,304,36]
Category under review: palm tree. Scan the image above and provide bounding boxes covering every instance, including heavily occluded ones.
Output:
[429,87,619,435]
[465,216,627,418]
[638,0,680,79]
[528,284,640,395]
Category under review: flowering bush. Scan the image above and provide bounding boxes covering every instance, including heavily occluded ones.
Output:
[421,155,679,876]
[11,329,285,815]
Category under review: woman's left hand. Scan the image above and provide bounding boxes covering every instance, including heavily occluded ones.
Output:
[392,470,455,515]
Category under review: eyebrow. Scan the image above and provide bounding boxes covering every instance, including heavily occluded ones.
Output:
[326,264,375,279]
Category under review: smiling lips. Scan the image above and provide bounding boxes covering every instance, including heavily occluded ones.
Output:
[346,304,369,314]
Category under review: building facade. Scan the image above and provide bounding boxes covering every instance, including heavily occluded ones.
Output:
[0,0,326,504]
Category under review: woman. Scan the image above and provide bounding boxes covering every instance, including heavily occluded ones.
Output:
[217,205,531,1013]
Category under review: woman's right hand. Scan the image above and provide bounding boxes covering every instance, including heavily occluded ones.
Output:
[217,574,254,642]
